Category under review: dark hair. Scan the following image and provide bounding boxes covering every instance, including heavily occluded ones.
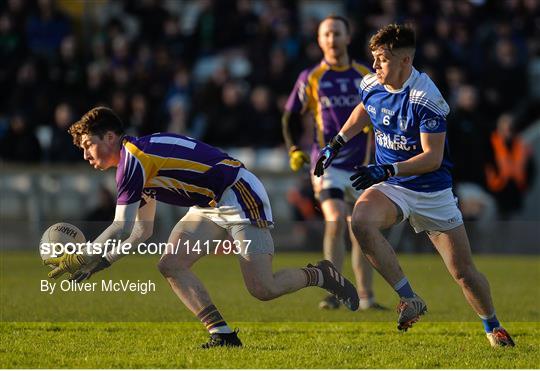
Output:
[369,23,416,52]
[321,15,350,34]
[68,106,124,147]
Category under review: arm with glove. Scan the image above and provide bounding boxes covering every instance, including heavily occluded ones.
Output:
[46,198,156,282]
[349,131,447,190]
[282,111,310,171]
[314,102,372,177]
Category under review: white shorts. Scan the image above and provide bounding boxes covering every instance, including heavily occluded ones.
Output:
[371,182,463,233]
[187,168,273,229]
[311,166,361,204]
[173,211,275,257]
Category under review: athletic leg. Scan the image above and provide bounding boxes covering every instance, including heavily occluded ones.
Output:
[350,188,405,286]
[239,253,310,300]
[429,225,494,316]
[407,184,514,345]
[320,198,347,272]
[231,224,359,310]
[349,214,383,309]
[158,212,222,314]
[158,211,241,347]
[234,225,307,300]
[428,225,514,346]
[239,253,360,310]
[351,187,426,329]
[319,197,348,308]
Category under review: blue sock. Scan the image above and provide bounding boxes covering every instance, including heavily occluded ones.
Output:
[393,277,415,298]
[479,313,500,333]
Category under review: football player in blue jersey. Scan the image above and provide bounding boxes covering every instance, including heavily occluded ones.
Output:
[283,15,385,311]
[315,24,514,347]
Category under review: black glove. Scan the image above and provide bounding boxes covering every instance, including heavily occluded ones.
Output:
[314,134,347,177]
[350,164,396,190]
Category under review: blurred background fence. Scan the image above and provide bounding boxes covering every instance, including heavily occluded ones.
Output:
[2,135,539,253]
[1,0,539,254]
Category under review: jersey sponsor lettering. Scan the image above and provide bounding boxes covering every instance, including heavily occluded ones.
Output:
[319,94,361,108]
[381,107,395,116]
[375,129,417,151]
[366,105,377,115]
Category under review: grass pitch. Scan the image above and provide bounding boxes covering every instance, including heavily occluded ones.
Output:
[1,251,539,368]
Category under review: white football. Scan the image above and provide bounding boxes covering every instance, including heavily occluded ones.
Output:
[39,223,86,265]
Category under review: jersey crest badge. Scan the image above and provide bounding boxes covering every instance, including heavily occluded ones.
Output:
[399,116,408,131]
[425,119,440,130]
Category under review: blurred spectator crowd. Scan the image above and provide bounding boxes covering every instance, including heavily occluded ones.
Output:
[1,0,539,219]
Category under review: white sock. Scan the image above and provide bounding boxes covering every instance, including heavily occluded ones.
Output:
[209,325,233,334]
[478,312,496,320]
[359,297,375,310]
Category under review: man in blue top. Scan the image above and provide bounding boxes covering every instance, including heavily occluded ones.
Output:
[315,24,514,347]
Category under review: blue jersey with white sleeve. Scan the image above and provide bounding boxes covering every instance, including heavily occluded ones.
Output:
[359,68,453,192]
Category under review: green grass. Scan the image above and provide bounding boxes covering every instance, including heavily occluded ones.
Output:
[2,322,538,368]
[1,251,539,368]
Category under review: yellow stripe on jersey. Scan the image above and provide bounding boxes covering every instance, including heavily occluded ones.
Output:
[234,183,260,226]
[160,157,210,173]
[146,176,216,201]
[217,159,243,167]
[234,182,263,228]
[124,141,157,182]
[173,179,216,200]
[237,181,269,228]
[352,61,371,77]
[124,141,210,180]
[145,177,185,196]
[146,176,175,190]
[307,62,330,148]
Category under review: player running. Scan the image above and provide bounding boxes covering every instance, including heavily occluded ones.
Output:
[283,15,384,311]
[45,106,360,348]
[314,24,514,347]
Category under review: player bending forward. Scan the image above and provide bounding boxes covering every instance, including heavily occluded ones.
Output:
[315,24,514,347]
[46,106,359,348]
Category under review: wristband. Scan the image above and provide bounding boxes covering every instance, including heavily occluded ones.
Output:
[392,163,399,176]
[337,132,349,143]
[329,134,346,150]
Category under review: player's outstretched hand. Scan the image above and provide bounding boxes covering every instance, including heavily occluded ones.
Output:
[313,145,337,177]
[314,134,347,177]
[44,253,102,280]
[350,164,395,190]
[71,257,111,283]
[289,147,309,172]
[44,253,86,279]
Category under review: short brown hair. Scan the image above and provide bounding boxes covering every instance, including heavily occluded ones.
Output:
[320,15,350,34]
[369,23,416,53]
[68,106,124,147]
